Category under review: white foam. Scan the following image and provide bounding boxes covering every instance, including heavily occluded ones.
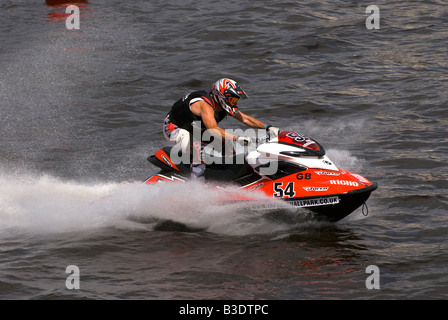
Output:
[0,172,300,237]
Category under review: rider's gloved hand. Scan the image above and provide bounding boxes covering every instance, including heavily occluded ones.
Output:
[236,136,252,146]
[265,125,280,139]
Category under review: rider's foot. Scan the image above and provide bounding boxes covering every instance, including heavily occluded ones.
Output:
[191,163,206,181]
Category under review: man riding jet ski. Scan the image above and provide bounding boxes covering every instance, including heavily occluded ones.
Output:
[150,79,378,222]
[162,78,279,179]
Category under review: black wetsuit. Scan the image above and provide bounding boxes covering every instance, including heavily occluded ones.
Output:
[168,90,227,133]
[166,90,234,169]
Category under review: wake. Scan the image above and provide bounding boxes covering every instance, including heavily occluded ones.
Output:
[0,173,300,237]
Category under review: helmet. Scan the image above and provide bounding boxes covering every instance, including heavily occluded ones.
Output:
[211,78,248,116]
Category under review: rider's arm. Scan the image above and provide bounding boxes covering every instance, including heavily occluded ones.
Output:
[191,100,237,141]
[233,111,266,129]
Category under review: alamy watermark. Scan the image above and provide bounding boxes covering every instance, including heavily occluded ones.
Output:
[65,5,80,30]
[366,5,380,30]
[365,265,380,289]
[66,265,80,290]
[168,122,279,175]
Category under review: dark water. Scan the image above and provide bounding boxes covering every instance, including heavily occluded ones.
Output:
[1,0,447,301]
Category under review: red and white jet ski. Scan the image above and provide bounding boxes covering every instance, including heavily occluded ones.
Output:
[145,130,377,222]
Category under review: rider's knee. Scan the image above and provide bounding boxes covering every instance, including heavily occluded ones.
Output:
[173,129,190,154]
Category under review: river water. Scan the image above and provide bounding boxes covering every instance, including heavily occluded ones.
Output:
[0,0,447,301]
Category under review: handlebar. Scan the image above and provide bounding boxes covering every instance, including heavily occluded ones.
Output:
[253,135,269,145]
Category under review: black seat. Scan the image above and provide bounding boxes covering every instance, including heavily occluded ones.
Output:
[149,147,259,182]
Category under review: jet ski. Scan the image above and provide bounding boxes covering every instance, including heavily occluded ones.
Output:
[144,130,377,222]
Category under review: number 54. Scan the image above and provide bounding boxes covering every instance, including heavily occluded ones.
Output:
[273,182,296,198]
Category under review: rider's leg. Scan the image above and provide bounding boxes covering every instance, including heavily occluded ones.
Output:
[191,141,206,180]
[163,115,190,164]
[163,115,205,180]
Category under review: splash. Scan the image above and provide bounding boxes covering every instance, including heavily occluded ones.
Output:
[0,173,115,235]
[283,120,366,172]
[0,172,302,237]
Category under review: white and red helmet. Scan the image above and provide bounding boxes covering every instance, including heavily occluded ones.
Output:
[211,78,248,116]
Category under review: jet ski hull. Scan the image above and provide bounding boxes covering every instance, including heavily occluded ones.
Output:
[144,130,378,223]
[288,183,378,222]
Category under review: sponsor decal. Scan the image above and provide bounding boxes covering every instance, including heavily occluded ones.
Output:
[330,180,359,187]
[145,174,185,184]
[285,132,317,148]
[289,196,339,207]
[302,187,329,192]
[249,196,340,211]
[248,182,264,191]
[286,132,305,142]
[315,171,340,176]
[156,174,185,183]
[161,154,172,167]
